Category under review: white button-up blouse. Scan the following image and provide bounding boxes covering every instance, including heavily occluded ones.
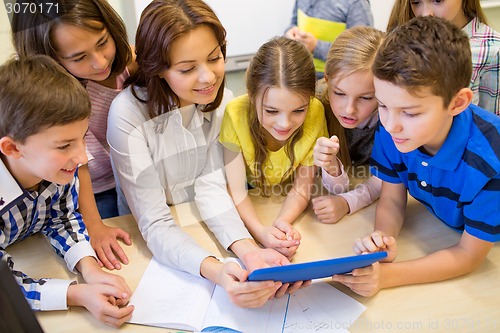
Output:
[107,86,251,276]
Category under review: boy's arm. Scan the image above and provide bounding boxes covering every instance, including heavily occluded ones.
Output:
[42,175,96,273]
[77,165,131,270]
[0,250,74,311]
[374,180,407,237]
[335,231,493,297]
[379,231,493,289]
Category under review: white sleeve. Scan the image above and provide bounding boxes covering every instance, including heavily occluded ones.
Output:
[338,175,382,214]
[321,158,349,194]
[107,89,210,277]
[194,93,252,251]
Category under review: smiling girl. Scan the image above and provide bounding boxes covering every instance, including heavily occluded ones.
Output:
[220,36,328,258]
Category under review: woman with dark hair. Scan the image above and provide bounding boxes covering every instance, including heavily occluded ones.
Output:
[108,0,305,307]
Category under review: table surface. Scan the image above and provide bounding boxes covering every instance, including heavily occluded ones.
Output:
[8,181,500,333]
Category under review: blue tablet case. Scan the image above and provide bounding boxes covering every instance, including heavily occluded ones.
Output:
[248,251,387,283]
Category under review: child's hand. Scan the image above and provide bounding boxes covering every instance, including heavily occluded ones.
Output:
[218,261,282,308]
[240,247,290,272]
[67,283,134,328]
[87,222,132,270]
[312,195,349,224]
[239,248,311,298]
[332,262,383,297]
[273,219,301,258]
[78,257,132,301]
[256,225,300,258]
[285,26,301,39]
[353,231,397,262]
[313,136,341,176]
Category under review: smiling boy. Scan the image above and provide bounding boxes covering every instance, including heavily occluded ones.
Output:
[332,16,500,296]
[0,55,133,327]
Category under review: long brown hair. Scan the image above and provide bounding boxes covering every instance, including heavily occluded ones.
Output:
[127,0,227,119]
[246,36,316,193]
[386,0,487,32]
[12,0,131,78]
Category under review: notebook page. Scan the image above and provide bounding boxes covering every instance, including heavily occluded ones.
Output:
[129,258,214,331]
[201,284,289,332]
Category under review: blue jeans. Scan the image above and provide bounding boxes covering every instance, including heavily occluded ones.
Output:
[94,188,119,219]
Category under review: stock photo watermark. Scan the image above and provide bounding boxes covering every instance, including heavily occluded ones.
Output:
[4,0,78,32]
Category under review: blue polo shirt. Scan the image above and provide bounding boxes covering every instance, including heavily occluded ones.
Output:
[370,104,500,242]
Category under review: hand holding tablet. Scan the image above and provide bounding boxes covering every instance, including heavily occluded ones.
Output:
[248,252,387,283]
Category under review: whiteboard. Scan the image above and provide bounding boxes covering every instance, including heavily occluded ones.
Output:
[126,0,395,70]
[131,0,294,58]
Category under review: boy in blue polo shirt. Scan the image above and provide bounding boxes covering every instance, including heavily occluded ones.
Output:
[332,16,500,296]
[0,56,134,326]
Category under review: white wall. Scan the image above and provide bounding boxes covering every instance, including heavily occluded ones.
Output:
[0,4,16,64]
[2,0,499,66]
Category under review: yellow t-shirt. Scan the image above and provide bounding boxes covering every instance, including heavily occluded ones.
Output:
[220,94,328,186]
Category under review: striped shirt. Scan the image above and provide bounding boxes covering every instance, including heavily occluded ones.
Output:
[85,69,129,193]
[0,162,96,311]
[370,104,500,242]
[463,17,500,116]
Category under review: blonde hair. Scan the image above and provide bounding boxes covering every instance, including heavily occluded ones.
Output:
[320,26,385,167]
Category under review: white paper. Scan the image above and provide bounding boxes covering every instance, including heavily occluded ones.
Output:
[130,259,366,333]
[129,258,214,331]
[129,258,288,332]
[283,282,365,333]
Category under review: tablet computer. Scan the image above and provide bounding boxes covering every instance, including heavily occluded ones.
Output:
[248,251,387,283]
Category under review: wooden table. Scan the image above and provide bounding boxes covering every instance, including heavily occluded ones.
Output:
[8,185,500,332]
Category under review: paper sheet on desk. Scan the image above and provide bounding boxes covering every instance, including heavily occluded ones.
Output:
[129,258,287,332]
[130,258,366,332]
[283,282,366,333]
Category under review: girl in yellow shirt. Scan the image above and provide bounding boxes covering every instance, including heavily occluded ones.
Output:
[220,36,328,258]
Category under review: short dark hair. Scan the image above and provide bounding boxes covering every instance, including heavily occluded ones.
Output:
[0,55,90,143]
[373,16,472,107]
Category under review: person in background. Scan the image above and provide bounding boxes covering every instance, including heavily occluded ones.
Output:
[312,26,385,224]
[386,0,500,115]
[333,16,500,297]
[0,55,133,327]
[107,0,308,308]
[284,0,373,79]
[220,36,328,258]
[12,0,136,270]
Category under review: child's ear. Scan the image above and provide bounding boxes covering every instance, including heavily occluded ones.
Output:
[0,137,23,158]
[448,87,473,116]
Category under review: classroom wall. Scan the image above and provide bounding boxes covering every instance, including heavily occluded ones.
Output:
[1,1,500,65]
[0,4,16,64]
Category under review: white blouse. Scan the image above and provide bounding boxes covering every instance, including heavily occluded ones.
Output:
[107,86,251,276]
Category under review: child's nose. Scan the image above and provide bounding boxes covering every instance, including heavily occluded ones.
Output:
[421,4,435,17]
[92,53,108,70]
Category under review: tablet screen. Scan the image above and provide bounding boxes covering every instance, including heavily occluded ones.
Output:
[248,252,387,283]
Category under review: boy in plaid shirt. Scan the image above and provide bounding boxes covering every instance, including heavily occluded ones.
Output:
[0,56,133,327]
